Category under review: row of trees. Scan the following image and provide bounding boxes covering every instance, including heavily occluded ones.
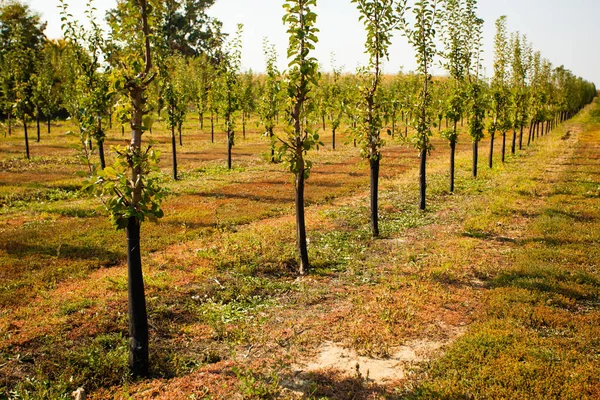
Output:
[0,0,595,378]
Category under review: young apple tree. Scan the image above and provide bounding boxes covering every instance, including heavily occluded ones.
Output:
[400,0,442,211]
[352,0,403,237]
[91,0,167,377]
[280,0,322,274]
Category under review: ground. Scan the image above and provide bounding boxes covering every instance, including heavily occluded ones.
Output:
[1,104,599,399]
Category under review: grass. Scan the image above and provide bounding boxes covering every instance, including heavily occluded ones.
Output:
[1,105,600,399]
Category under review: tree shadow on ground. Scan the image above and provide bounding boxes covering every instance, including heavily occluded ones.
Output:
[280,369,404,400]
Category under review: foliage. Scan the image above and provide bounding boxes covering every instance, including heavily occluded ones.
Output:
[352,0,403,162]
[108,0,224,61]
[84,144,166,228]
[400,0,442,155]
[279,0,322,179]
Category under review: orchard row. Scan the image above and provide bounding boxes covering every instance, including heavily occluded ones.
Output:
[0,0,595,377]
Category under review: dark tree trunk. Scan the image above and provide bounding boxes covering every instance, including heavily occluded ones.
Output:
[511,129,517,154]
[227,134,232,170]
[295,170,309,275]
[242,113,246,139]
[445,116,448,129]
[97,119,106,170]
[211,113,214,143]
[109,113,112,129]
[126,216,149,378]
[122,125,125,136]
[489,132,495,169]
[36,108,41,143]
[171,126,178,180]
[98,140,106,170]
[472,140,479,178]
[47,118,51,134]
[23,121,30,159]
[419,149,427,211]
[199,112,203,129]
[449,140,456,193]
[270,128,275,163]
[178,122,183,146]
[8,113,12,136]
[332,127,336,150]
[322,115,326,130]
[518,125,524,150]
[527,121,534,146]
[501,132,506,163]
[370,158,380,237]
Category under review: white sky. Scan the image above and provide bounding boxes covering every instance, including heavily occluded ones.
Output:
[24,0,600,85]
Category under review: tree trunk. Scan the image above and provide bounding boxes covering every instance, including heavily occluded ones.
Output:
[8,113,12,136]
[23,121,30,160]
[419,149,427,211]
[322,115,326,130]
[47,118,51,134]
[518,125,524,150]
[501,132,506,163]
[171,125,178,180]
[472,140,479,178]
[370,158,380,237]
[242,113,246,139]
[489,132,495,169]
[178,122,183,146]
[227,133,232,170]
[126,216,149,378]
[295,168,309,275]
[449,140,456,193]
[332,127,336,150]
[109,113,112,129]
[98,119,106,170]
[270,128,275,163]
[511,129,517,154]
[199,112,203,129]
[527,121,534,146]
[98,140,106,170]
[211,112,214,143]
[122,125,125,136]
[36,108,41,143]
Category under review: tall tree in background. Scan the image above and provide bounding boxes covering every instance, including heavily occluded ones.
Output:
[464,0,485,178]
[509,32,531,155]
[61,1,111,169]
[353,0,402,237]
[32,40,65,136]
[489,16,511,167]
[216,24,242,169]
[107,0,225,61]
[280,0,321,274]
[326,58,345,150]
[400,0,441,211]
[440,0,467,192]
[258,38,282,163]
[0,0,46,152]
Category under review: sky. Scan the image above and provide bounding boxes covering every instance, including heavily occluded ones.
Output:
[23,0,600,85]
